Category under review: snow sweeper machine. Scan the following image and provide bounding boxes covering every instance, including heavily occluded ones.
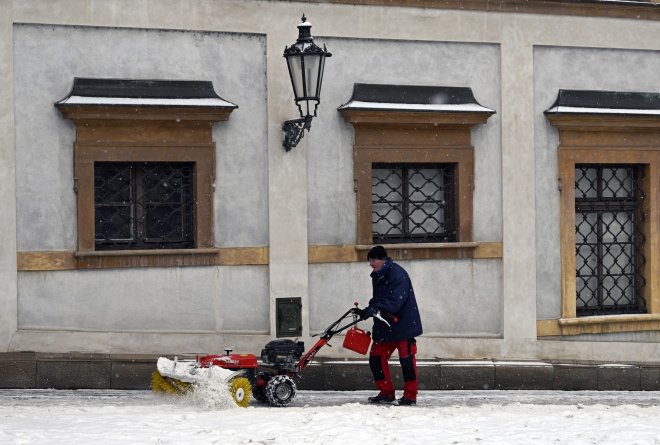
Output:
[151,304,389,407]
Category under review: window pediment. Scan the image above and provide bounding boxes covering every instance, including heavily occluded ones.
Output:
[56,77,237,122]
[338,83,494,126]
[545,89,660,131]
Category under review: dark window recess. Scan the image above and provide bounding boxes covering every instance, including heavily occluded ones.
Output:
[94,162,195,250]
[276,298,303,338]
[574,164,647,316]
[372,163,456,244]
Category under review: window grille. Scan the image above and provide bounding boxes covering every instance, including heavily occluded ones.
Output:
[372,163,456,244]
[94,162,195,250]
[574,164,646,316]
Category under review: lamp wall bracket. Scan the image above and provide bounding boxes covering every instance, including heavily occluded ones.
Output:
[282,116,312,151]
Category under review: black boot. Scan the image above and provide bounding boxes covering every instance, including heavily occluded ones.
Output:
[367,394,395,404]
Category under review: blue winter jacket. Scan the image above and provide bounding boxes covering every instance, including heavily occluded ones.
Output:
[366,258,423,343]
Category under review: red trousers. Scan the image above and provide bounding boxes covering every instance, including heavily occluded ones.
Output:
[369,339,418,400]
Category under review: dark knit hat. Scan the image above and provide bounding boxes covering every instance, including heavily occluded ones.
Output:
[367,245,388,260]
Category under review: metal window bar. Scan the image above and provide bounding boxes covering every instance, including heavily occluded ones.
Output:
[94,162,195,250]
[372,163,456,244]
[574,164,646,316]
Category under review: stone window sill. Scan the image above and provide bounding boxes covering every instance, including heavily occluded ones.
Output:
[538,314,660,336]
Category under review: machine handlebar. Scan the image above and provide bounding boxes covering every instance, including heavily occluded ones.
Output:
[298,304,398,373]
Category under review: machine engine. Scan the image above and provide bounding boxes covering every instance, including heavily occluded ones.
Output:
[260,339,305,369]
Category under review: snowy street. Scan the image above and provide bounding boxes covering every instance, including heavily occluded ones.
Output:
[1,389,660,444]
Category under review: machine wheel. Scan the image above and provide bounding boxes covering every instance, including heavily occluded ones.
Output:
[265,375,297,407]
[228,377,252,408]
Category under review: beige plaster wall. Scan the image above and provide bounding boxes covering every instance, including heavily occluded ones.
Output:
[1,0,659,362]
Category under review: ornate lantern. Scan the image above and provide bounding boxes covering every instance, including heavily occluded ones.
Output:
[282,15,332,151]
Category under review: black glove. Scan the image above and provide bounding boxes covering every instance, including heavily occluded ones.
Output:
[356,307,373,320]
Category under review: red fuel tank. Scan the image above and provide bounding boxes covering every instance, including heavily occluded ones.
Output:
[342,327,372,355]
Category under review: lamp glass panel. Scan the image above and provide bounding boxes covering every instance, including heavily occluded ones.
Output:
[317,56,326,95]
[287,55,304,99]
[303,54,321,97]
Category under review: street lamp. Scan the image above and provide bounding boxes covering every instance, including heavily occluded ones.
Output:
[282,15,332,151]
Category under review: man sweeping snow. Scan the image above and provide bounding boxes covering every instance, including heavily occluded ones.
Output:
[358,245,423,406]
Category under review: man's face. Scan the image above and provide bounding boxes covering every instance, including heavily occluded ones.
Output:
[368,258,386,272]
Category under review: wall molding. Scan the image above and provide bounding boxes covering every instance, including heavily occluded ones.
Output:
[311,242,503,263]
[17,247,269,270]
[538,314,660,337]
[18,243,503,270]
[309,0,660,21]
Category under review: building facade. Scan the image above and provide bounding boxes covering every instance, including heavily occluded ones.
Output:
[1,0,660,366]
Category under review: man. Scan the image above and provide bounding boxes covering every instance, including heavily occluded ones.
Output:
[359,245,423,406]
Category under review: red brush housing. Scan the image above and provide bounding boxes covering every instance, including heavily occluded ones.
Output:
[198,353,258,370]
[197,353,259,384]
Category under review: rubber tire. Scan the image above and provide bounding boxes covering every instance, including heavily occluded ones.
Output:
[228,377,252,408]
[265,375,297,407]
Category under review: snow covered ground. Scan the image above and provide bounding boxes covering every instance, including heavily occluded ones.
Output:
[1,388,660,444]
